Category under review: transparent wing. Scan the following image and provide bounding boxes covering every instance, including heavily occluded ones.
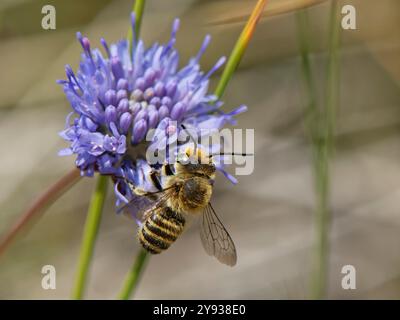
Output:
[200,203,237,266]
[118,186,175,223]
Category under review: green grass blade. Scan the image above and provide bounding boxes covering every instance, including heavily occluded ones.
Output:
[296,0,341,299]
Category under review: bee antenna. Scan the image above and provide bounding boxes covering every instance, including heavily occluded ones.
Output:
[180,124,198,154]
[210,152,254,158]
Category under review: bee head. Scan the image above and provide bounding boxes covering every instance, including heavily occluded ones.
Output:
[176,146,216,178]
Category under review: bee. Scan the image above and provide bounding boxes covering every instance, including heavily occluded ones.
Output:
[120,131,250,266]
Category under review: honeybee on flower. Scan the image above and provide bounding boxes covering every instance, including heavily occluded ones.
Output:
[58,14,249,265]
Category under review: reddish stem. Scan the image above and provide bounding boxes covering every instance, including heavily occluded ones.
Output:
[0,168,82,258]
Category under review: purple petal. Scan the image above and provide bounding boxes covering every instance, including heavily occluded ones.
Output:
[119,112,132,134]
[117,78,128,90]
[132,119,148,144]
[111,56,124,80]
[58,148,73,156]
[148,110,159,129]
[158,105,169,120]
[105,89,117,106]
[170,102,186,121]
[117,98,129,114]
[105,105,117,124]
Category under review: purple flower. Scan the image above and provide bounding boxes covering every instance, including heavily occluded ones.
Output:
[58,14,247,206]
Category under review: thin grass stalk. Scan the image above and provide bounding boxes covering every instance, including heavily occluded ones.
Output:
[296,0,340,299]
[313,0,340,299]
[0,168,81,258]
[315,0,340,299]
[296,9,318,144]
[296,7,323,299]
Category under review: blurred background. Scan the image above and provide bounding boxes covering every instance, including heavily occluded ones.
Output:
[0,0,399,299]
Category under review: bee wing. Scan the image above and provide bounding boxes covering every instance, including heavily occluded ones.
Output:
[200,203,237,266]
[118,186,175,223]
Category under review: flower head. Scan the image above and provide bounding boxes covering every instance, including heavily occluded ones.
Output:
[58,14,247,207]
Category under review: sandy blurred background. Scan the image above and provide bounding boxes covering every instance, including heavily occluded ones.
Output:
[0,0,399,299]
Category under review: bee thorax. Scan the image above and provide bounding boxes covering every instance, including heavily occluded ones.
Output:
[176,177,212,213]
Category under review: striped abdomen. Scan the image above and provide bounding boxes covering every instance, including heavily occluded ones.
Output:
[138,207,185,254]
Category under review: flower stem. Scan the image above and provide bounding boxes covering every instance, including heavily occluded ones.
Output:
[214,0,267,99]
[72,174,108,299]
[118,249,149,300]
[0,168,81,259]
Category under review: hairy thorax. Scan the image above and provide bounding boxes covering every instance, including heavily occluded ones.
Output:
[166,176,212,215]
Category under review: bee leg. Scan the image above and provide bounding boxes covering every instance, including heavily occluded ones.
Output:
[150,169,163,191]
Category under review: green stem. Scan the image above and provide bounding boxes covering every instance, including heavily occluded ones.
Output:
[296,9,318,144]
[325,0,340,153]
[297,1,340,299]
[312,145,330,299]
[72,174,108,299]
[312,0,340,300]
[127,0,146,54]
[118,249,149,300]
[214,0,267,99]
[314,0,340,300]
